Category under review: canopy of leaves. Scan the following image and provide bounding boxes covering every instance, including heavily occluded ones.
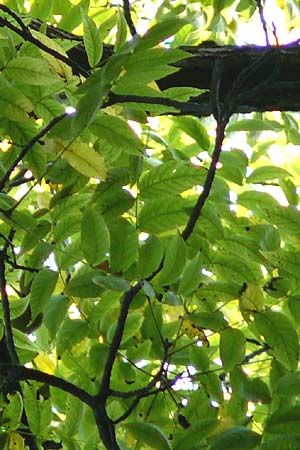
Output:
[1,1,300,449]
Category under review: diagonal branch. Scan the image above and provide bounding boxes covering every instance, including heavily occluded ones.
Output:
[123,0,137,37]
[181,118,228,241]
[0,113,66,192]
[0,6,89,77]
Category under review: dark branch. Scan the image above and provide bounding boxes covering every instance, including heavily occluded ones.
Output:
[0,113,66,192]
[181,118,228,241]
[0,232,19,365]
[0,364,94,406]
[256,0,270,46]
[123,0,137,37]
[0,7,89,77]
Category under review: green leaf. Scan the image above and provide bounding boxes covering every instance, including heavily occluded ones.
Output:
[114,48,187,87]
[189,311,228,332]
[115,10,128,52]
[159,233,187,285]
[253,310,299,370]
[260,435,300,450]
[81,207,110,265]
[0,84,33,122]
[124,422,171,450]
[210,426,261,450]
[275,371,300,396]
[179,253,203,296]
[189,346,210,372]
[138,234,164,278]
[23,384,41,435]
[30,269,58,321]
[137,18,188,50]
[4,56,58,85]
[266,406,300,434]
[56,319,89,354]
[2,392,23,431]
[174,419,216,450]
[227,119,282,132]
[219,149,248,185]
[91,114,143,156]
[220,328,246,372]
[93,274,130,292]
[139,196,188,234]
[247,166,292,184]
[174,116,210,151]
[64,271,104,298]
[63,142,107,181]
[82,9,103,68]
[108,312,144,344]
[109,219,138,273]
[12,328,40,353]
[139,161,206,199]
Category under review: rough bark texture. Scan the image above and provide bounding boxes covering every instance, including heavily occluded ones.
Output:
[29,20,300,114]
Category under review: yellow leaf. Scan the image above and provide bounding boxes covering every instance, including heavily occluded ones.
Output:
[9,432,24,450]
[181,318,209,346]
[32,30,73,81]
[64,142,107,181]
[34,353,55,374]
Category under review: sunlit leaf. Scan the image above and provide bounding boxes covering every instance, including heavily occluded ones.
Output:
[63,142,107,181]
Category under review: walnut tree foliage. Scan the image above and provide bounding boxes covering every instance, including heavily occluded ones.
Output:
[1,0,300,449]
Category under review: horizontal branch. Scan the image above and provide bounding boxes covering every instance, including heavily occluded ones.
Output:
[0,363,94,406]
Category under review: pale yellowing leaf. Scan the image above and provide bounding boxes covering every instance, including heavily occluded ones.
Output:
[32,30,73,81]
[8,432,25,450]
[64,142,107,181]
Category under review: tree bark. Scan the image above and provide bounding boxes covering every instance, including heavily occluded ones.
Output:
[29,20,300,114]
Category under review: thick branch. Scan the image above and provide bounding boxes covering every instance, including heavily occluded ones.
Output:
[0,364,94,406]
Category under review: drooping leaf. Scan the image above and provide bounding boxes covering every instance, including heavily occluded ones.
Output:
[30,268,58,320]
[179,253,203,296]
[159,233,187,285]
[81,207,110,265]
[109,219,138,273]
[220,328,246,372]
[138,234,163,278]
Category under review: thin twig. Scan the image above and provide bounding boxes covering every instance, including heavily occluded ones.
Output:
[0,7,89,77]
[123,0,137,37]
[0,113,66,192]
[256,0,270,46]
[181,118,228,241]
